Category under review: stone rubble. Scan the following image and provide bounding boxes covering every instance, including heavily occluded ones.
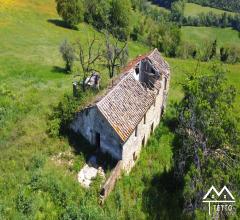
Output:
[78,164,105,188]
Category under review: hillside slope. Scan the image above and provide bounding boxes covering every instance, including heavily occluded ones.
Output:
[189,0,240,13]
[184,3,235,16]
[0,0,240,219]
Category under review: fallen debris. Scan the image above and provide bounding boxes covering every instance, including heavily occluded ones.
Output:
[78,164,105,188]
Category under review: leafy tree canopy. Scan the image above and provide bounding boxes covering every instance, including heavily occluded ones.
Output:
[109,0,132,41]
[174,66,240,216]
[56,0,84,28]
[84,0,111,30]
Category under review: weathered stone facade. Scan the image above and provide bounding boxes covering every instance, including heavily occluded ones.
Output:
[71,107,123,160]
[71,49,170,173]
[122,80,168,171]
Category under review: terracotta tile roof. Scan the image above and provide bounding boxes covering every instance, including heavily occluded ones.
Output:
[88,49,169,143]
[96,74,156,142]
[122,52,151,73]
[148,49,170,77]
[122,49,170,77]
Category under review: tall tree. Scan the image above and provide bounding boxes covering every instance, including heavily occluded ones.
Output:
[59,39,75,73]
[104,34,128,78]
[55,0,84,28]
[84,0,111,30]
[209,39,217,60]
[174,66,240,216]
[148,21,181,57]
[75,35,102,91]
[170,0,185,24]
[109,0,132,41]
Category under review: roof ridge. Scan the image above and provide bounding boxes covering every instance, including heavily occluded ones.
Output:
[96,72,133,107]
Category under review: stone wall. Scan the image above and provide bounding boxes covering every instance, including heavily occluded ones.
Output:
[100,160,123,204]
[121,79,166,172]
[71,107,122,160]
[71,68,170,172]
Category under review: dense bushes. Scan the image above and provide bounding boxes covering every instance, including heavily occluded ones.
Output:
[170,0,185,24]
[220,45,240,63]
[16,190,33,216]
[176,41,197,59]
[131,13,181,58]
[174,66,240,215]
[55,0,132,41]
[109,0,132,41]
[175,39,240,64]
[55,0,84,28]
[11,153,106,219]
[48,94,80,137]
[184,12,240,32]
[84,0,110,30]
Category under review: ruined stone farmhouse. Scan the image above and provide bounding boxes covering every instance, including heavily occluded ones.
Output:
[71,48,170,173]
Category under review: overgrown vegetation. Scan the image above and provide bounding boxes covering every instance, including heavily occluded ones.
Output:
[183,11,240,32]
[174,66,240,217]
[1,0,240,219]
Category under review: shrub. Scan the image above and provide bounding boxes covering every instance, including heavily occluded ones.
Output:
[16,190,33,216]
[48,94,80,136]
[176,41,198,59]
[220,46,229,62]
[227,46,240,63]
[61,204,82,220]
[28,154,46,171]
[220,45,240,63]
[199,39,217,62]
[130,26,140,41]
[59,40,75,73]
[47,118,61,138]
[55,0,84,28]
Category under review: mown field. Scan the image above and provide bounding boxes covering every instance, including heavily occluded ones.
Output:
[184,2,235,17]
[0,0,240,219]
[182,26,240,47]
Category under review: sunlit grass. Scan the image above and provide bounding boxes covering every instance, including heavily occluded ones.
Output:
[184,3,235,17]
[0,0,239,218]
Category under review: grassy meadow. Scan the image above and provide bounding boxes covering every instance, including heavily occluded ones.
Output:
[182,26,240,47]
[184,3,235,17]
[0,0,240,219]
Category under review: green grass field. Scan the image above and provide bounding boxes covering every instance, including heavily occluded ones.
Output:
[184,3,235,17]
[0,0,240,219]
[182,26,240,47]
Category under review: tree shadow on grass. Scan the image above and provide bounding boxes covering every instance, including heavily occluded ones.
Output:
[142,169,188,220]
[52,66,66,74]
[67,131,117,171]
[141,109,192,219]
[47,19,78,30]
[67,131,96,164]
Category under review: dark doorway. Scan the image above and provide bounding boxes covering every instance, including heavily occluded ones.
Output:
[161,106,165,117]
[133,152,137,161]
[142,136,145,147]
[164,78,167,90]
[151,123,154,134]
[96,132,101,149]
